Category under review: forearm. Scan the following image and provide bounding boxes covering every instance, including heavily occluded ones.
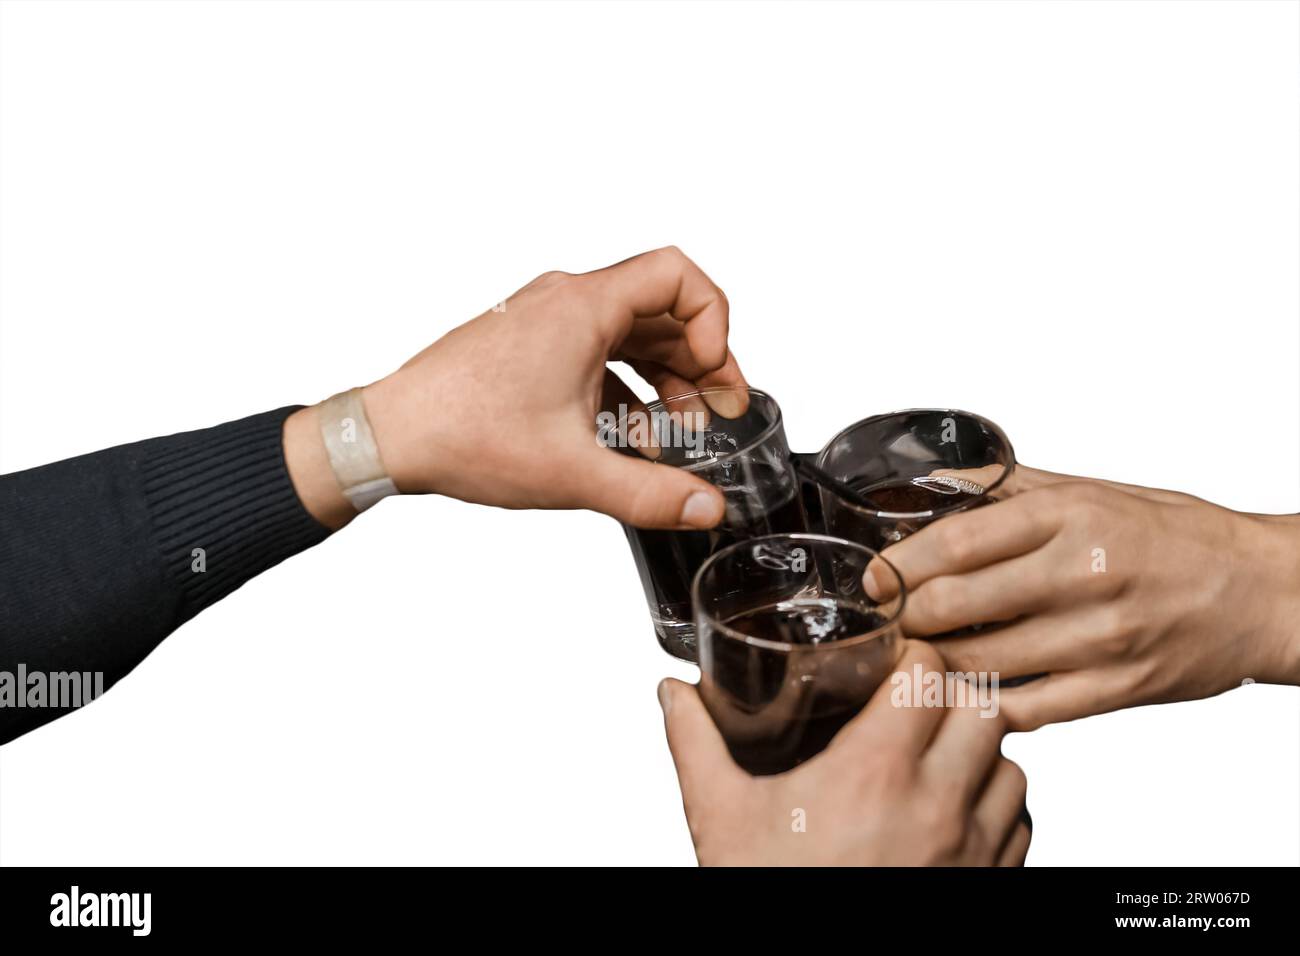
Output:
[1,247,744,743]
[0,406,332,743]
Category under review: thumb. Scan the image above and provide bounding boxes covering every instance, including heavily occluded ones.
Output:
[658,679,748,810]
[580,446,725,529]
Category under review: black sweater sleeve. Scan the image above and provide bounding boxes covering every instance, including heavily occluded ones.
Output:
[0,406,332,744]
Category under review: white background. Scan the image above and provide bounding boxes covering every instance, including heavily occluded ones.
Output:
[1,0,1297,866]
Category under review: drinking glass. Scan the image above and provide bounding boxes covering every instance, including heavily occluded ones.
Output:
[815,409,1015,552]
[616,386,807,662]
[693,533,905,776]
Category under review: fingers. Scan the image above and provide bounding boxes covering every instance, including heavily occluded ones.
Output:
[587,246,731,378]
[617,314,734,381]
[579,442,725,528]
[599,369,658,458]
[626,355,749,418]
[898,549,1068,636]
[972,757,1029,864]
[921,684,1005,804]
[616,308,749,417]
[866,492,1058,600]
[658,679,749,808]
[996,666,1138,731]
[826,639,946,759]
[623,360,705,416]
[693,351,749,417]
[930,605,1120,679]
[998,821,1032,866]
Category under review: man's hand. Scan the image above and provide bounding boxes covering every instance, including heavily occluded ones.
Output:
[867,469,1300,729]
[285,247,747,529]
[660,641,1030,866]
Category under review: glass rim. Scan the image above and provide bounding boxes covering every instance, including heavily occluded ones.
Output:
[618,385,783,475]
[691,532,906,653]
[815,407,1016,519]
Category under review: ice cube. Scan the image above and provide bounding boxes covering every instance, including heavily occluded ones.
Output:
[705,432,738,458]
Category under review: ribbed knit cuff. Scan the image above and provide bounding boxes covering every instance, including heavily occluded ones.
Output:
[139,406,332,623]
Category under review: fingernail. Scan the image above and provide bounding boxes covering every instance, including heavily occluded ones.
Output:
[863,561,884,601]
[657,679,673,716]
[680,490,721,528]
[704,389,746,419]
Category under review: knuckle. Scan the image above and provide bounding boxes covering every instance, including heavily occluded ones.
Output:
[1045,481,1097,511]
[937,522,978,567]
[1093,605,1136,659]
[1067,480,1107,504]
[533,269,574,291]
[636,362,673,387]
[1007,705,1045,733]
[1022,503,1054,541]
[1123,655,1163,699]
[1004,758,1029,803]
[1077,486,1119,524]
[946,679,984,718]
[1078,555,1117,595]
[931,766,967,813]
[870,746,919,795]
[1020,488,1059,527]
[937,640,973,673]
[540,274,582,308]
[899,638,945,676]
[921,577,966,627]
[624,483,677,528]
[922,799,966,857]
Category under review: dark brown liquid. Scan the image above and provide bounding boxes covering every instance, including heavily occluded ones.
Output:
[625,475,807,660]
[842,478,1038,675]
[702,599,895,776]
[851,478,983,513]
[822,477,988,552]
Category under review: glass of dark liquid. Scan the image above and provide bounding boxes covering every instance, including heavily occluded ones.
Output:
[814,409,1016,552]
[615,386,807,663]
[693,533,905,776]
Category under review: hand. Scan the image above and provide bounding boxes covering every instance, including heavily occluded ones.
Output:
[659,641,1031,866]
[867,468,1300,730]
[284,247,747,529]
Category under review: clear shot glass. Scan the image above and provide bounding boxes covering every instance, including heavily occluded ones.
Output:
[615,386,807,662]
[814,409,1015,553]
[693,533,905,776]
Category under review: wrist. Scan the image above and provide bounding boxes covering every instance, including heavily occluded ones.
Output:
[1240,513,1300,685]
[362,369,441,496]
[283,405,357,531]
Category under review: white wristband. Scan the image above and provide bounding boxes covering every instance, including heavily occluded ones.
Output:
[318,388,399,513]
